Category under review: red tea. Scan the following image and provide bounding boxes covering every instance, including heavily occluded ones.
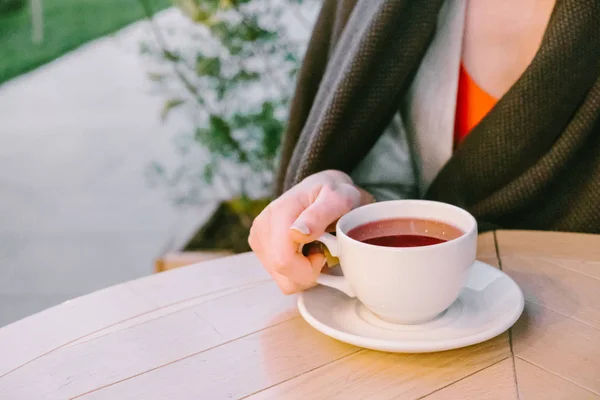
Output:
[348,218,464,248]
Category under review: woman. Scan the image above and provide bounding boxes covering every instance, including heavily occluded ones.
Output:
[249,0,600,294]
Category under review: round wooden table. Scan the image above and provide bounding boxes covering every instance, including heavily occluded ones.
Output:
[0,231,599,399]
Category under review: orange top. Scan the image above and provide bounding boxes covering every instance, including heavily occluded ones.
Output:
[454,64,498,147]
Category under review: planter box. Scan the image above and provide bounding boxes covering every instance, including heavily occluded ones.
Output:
[155,250,233,272]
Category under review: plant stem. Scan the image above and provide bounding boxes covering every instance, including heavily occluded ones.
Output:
[138,0,219,116]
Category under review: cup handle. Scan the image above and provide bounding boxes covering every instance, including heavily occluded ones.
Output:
[300,233,356,298]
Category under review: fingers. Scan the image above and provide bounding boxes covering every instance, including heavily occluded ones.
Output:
[291,183,360,243]
[306,252,326,273]
[250,201,318,293]
[260,252,323,295]
[272,247,319,287]
[249,174,362,295]
[270,270,304,295]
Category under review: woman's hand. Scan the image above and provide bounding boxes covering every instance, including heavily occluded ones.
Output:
[249,170,374,294]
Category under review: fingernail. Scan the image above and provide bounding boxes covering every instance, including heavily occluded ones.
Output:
[290,221,310,235]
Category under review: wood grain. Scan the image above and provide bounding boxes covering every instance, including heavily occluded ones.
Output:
[500,254,600,329]
[512,301,600,395]
[496,231,600,278]
[247,334,510,400]
[515,358,599,400]
[423,358,517,400]
[477,231,499,268]
[78,318,358,400]
[154,250,233,273]
[0,284,152,378]
[477,231,497,257]
[497,230,600,396]
[0,282,298,400]
[65,281,266,348]
[1,231,598,399]
[127,253,270,307]
[0,253,269,379]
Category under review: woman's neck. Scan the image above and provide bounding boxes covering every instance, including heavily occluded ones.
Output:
[462,0,557,99]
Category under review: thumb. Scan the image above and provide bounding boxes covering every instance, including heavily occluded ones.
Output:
[290,183,359,243]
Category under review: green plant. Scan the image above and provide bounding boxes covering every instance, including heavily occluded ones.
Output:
[141,0,314,206]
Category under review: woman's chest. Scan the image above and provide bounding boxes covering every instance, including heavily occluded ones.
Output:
[462,0,556,98]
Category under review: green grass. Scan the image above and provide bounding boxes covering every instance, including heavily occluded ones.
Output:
[0,0,171,85]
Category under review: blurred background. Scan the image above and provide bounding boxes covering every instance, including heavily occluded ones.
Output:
[0,0,318,327]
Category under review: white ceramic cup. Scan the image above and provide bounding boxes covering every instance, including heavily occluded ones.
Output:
[312,200,478,324]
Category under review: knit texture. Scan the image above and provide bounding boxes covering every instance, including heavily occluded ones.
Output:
[276,0,600,233]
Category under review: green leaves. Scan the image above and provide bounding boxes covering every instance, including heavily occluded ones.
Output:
[196,55,221,77]
[259,102,284,159]
[196,115,243,160]
[208,17,276,56]
[195,52,260,100]
[284,52,297,63]
[209,114,230,137]
[237,18,276,42]
[232,69,259,82]
[147,0,309,201]
[147,72,165,82]
[193,103,282,170]
[174,0,216,23]
[203,163,214,184]
[230,101,283,161]
[174,0,254,19]
[209,68,260,100]
[161,98,185,121]
[162,50,181,62]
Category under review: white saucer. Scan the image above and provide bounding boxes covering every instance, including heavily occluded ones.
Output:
[298,261,524,353]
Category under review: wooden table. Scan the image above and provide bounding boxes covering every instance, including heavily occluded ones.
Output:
[0,231,599,399]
